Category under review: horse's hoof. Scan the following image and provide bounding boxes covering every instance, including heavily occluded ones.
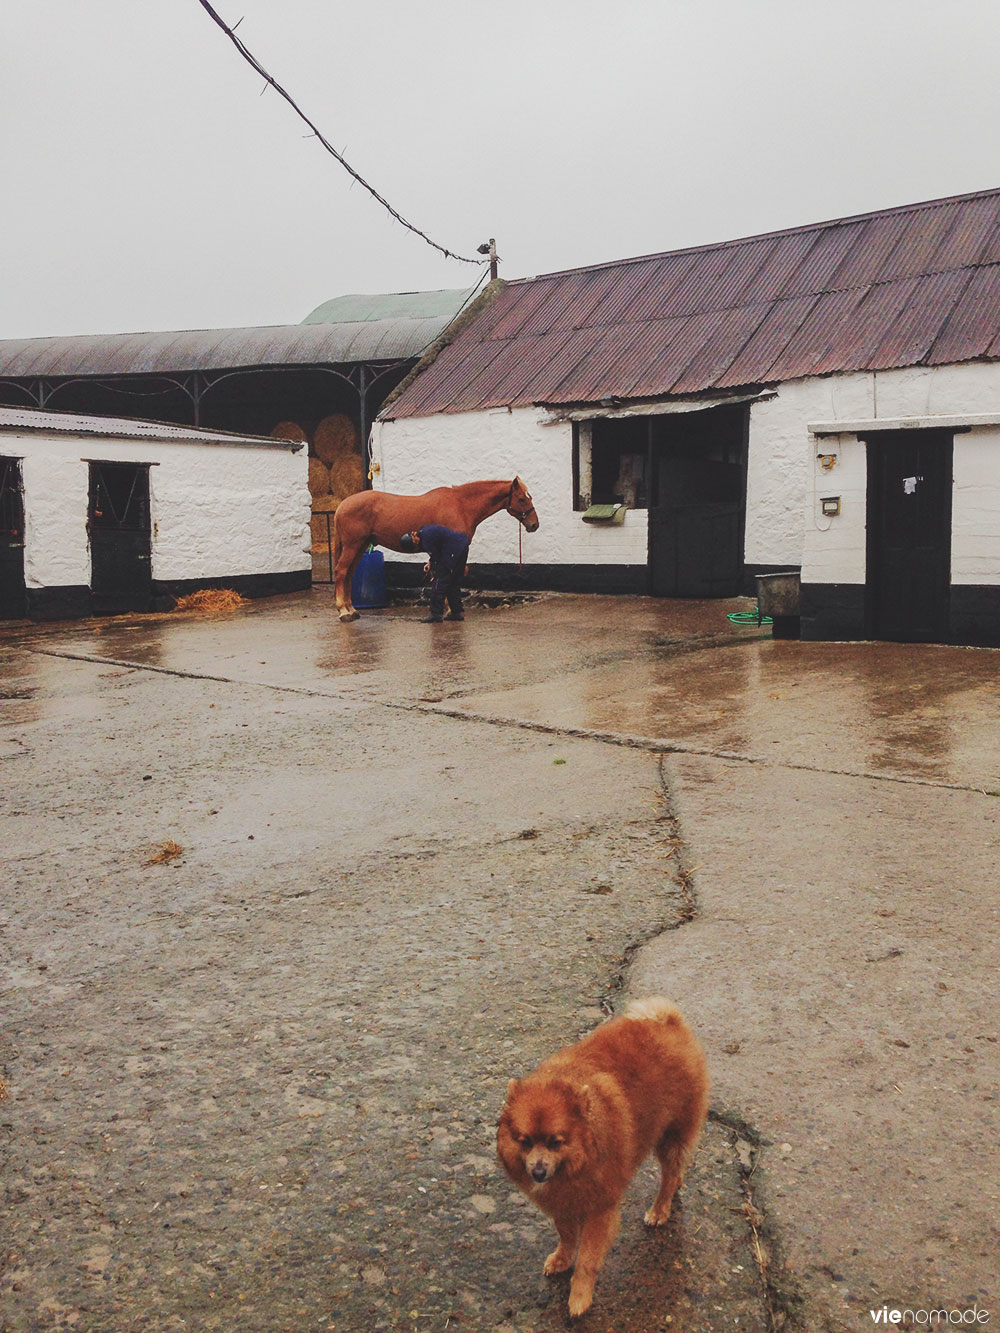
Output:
[339,610,360,623]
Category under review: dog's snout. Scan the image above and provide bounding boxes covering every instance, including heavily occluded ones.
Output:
[531,1162,549,1182]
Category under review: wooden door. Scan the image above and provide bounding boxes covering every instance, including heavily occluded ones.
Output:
[0,457,26,619]
[88,462,152,614]
[866,430,952,642]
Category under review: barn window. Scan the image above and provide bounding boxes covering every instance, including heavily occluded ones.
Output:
[573,418,648,510]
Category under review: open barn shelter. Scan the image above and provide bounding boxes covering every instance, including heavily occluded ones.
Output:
[0,405,310,621]
[0,289,477,556]
[375,188,1000,646]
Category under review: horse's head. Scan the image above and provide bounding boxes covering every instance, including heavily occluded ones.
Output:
[507,476,539,532]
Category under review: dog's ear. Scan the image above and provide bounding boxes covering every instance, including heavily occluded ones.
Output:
[505,1078,520,1105]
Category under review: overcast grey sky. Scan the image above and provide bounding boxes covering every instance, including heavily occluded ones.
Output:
[4,0,1000,340]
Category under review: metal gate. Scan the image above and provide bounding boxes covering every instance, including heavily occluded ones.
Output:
[0,456,26,619]
[88,461,152,613]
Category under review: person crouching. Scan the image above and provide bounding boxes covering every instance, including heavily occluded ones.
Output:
[399,525,470,623]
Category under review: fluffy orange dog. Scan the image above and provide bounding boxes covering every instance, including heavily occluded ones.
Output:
[497,997,709,1318]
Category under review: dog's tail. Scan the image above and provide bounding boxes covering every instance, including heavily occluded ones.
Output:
[623,995,683,1026]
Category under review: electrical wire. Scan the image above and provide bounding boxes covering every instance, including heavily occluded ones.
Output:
[195,0,484,267]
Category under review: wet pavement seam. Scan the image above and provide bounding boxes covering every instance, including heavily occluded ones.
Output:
[408,702,999,797]
[650,755,807,1333]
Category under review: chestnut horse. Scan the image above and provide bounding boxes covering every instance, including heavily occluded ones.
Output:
[332,477,539,621]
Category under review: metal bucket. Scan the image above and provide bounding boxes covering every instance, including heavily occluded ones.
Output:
[755,571,801,619]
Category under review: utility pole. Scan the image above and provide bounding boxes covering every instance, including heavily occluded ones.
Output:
[477,237,499,281]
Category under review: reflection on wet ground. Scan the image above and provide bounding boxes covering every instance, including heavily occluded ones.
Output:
[5,589,999,791]
[449,636,1000,789]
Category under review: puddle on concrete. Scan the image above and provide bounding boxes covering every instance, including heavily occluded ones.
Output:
[449,639,1000,790]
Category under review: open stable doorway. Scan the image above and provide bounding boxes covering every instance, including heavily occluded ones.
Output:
[575,404,748,597]
[88,461,153,614]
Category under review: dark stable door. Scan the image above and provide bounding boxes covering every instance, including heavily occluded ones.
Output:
[866,431,952,642]
[649,454,744,597]
[0,457,27,619]
[88,462,152,613]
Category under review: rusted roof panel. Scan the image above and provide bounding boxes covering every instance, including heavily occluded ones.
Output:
[383,187,1000,418]
[541,269,621,333]
[485,278,564,341]
[583,258,671,328]
[930,194,1000,269]
[929,265,1000,363]
[547,320,684,404]
[398,337,510,417]
[777,222,868,298]
[763,288,872,383]
[808,279,921,377]
[713,295,818,389]
[465,328,585,408]
[874,203,965,282]
[666,304,774,396]
[864,268,974,369]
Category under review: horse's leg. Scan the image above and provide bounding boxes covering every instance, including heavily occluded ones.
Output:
[333,530,361,622]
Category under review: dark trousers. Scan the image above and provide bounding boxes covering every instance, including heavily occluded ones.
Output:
[428,557,464,619]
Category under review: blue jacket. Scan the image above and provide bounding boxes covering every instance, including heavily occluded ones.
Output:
[417,525,469,569]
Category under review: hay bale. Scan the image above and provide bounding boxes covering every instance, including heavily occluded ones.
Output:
[313,413,358,465]
[309,456,331,497]
[329,452,365,501]
[174,588,247,615]
[270,421,309,444]
[310,494,339,550]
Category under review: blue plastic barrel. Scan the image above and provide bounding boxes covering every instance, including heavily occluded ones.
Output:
[351,548,387,608]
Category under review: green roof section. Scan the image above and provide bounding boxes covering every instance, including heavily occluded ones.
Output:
[301,288,476,325]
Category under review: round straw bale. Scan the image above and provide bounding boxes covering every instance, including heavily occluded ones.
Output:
[310,500,338,551]
[313,413,359,465]
[308,456,331,497]
[329,453,365,501]
[270,420,309,444]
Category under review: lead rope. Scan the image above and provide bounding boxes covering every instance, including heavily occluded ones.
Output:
[519,519,523,570]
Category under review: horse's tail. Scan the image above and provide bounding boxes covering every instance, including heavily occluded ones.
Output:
[332,502,344,565]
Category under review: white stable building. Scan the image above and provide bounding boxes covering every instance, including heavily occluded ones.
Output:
[0,406,310,620]
[374,188,1000,646]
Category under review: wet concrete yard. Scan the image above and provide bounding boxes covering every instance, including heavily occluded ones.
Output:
[2,590,998,1332]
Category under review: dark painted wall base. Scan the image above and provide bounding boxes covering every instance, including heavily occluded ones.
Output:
[387,561,650,595]
[152,569,311,603]
[388,560,800,600]
[799,583,868,641]
[25,585,93,621]
[17,569,311,623]
[801,581,1000,646]
[950,585,1000,647]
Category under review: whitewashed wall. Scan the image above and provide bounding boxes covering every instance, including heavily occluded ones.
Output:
[371,406,649,568]
[953,428,1000,582]
[376,358,1000,582]
[16,429,309,589]
[792,361,1000,587]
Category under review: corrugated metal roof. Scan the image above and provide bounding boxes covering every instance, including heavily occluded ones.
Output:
[383,188,1000,418]
[0,404,299,448]
[301,288,475,324]
[0,289,476,380]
